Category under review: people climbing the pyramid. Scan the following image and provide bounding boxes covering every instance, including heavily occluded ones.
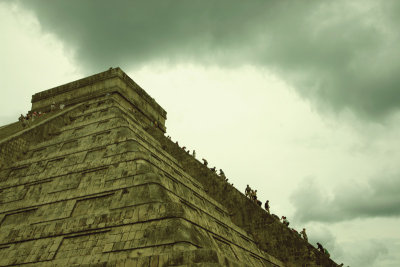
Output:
[244,186,263,206]
[250,189,256,201]
[245,184,251,198]
[243,185,314,245]
[155,134,319,252]
[264,200,270,214]
[251,190,262,206]
[300,228,308,241]
[162,135,231,184]
[281,216,289,226]
[324,248,330,257]
[31,111,38,121]
[316,242,330,257]
[163,135,230,182]
[291,228,301,238]
[18,114,28,127]
[251,189,256,201]
[18,101,68,128]
[219,169,226,180]
[316,242,324,253]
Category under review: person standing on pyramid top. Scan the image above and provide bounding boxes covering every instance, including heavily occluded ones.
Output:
[202,158,208,166]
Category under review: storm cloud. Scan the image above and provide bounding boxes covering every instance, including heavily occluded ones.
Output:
[15,0,400,120]
[290,172,400,223]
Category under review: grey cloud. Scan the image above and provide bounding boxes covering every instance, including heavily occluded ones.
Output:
[15,0,400,120]
[356,241,388,267]
[290,173,400,223]
[346,240,388,267]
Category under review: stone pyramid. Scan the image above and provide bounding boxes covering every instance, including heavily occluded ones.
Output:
[0,68,339,266]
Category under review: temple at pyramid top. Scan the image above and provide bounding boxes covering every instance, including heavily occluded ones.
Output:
[31,67,167,132]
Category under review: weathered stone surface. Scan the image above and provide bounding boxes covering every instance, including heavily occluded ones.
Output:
[0,68,338,266]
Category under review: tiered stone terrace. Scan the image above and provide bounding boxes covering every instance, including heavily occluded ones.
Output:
[0,68,339,267]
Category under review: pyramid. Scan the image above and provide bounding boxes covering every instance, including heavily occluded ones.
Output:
[0,68,339,266]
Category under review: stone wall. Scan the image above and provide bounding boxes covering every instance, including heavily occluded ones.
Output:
[0,68,340,266]
[0,96,284,266]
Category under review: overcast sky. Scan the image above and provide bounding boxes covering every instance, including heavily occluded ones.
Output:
[1,1,400,266]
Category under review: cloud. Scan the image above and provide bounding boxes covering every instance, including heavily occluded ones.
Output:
[340,240,389,267]
[0,2,80,125]
[13,0,400,120]
[353,241,388,267]
[290,173,400,223]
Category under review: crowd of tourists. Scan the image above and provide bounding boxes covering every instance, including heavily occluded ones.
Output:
[167,136,230,184]
[19,102,65,128]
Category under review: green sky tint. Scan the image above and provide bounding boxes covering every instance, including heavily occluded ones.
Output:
[2,1,400,266]
[17,0,400,120]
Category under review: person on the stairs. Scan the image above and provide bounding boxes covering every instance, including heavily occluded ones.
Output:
[300,228,308,241]
[219,169,225,179]
[316,242,324,253]
[281,216,289,226]
[264,200,270,214]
